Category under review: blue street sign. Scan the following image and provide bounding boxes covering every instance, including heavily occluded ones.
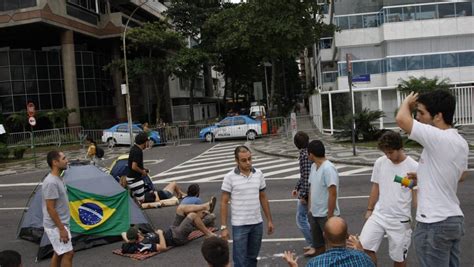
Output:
[352,74,371,82]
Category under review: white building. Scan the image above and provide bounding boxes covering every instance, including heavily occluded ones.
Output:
[311,0,474,133]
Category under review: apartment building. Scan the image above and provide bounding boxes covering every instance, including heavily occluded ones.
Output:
[311,0,474,132]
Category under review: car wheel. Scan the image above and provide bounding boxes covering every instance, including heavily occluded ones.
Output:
[205,133,214,142]
[246,130,257,140]
[107,138,116,148]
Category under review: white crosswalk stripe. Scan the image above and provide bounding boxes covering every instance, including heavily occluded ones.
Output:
[151,143,374,184]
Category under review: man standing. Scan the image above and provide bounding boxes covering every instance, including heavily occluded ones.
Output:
[220,145,274,267]
[42,150,73,267]
[359,131,418,266]
[291,131,314,255]
[127,132,150,202]
[396,90,469,267]
[307,140,340,257]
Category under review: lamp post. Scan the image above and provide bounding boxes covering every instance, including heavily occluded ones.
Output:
[123,0,149,146]
[263,62,272,111]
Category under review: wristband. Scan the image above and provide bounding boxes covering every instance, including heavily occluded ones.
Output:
[367,208,374,211]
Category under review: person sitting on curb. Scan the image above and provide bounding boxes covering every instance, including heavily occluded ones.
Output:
[121,197,217,254]
[282,217,375,267]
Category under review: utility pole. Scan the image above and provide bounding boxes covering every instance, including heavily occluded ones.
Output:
[346,53,356,156]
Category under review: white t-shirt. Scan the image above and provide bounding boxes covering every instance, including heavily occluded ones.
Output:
[371,155,418,220]
[409,120,468,223]
[221,167,266,226]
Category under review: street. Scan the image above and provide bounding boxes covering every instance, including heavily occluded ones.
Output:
[0,141,473,266]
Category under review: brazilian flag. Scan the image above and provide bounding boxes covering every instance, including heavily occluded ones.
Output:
[67,186,129,236]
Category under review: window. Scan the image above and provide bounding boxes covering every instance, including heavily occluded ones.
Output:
[363,14,379,28]
[390,57,406,72]
[458,52,474,67]
[234,118,246,125]
[352,62,366,76]
[25,81,38,94]
[418,5,437,20]
[402,6,417,21]
[9,51,22,65]
[0,96,13,112]
[39,94,52,110]
[438,3,455,19]
[0,52,8,66]
[367,60,381,74]
[220,118,232,126]
[386,7,402,22]
[13,95,26,112]
[456,2,472,17]
[0,82,11,96]
[337,17,349,30]
[349,15,363,29]
[0,67,10,81]
[12,81,25,95]
[441,53,458,68]
[338,63,348,76]
[407,56,423,70]
[117,125,128,132]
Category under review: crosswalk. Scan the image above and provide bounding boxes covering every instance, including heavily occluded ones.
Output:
[150,142,374,184]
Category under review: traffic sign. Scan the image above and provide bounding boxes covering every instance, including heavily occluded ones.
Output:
[28,116,36,126]
[27,102,35,117]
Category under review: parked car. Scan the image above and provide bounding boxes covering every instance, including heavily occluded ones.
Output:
[102,123,161,147]
[199,115,262,142]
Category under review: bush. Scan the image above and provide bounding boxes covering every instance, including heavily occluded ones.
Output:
[334,108,385,142]
[0,144,10,159]
[12,147,26,159]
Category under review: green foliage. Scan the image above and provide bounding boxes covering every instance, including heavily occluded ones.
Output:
[45,108,76,128]
[334,108,385,142]
[12,147,26,159]
[168,48,210,80]
[81,111,101,129]
[0,143,10,159]
[397,76,451,94]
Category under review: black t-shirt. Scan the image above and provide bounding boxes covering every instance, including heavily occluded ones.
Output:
[127,145,144,179]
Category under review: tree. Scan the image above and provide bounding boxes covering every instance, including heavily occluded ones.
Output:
[334,108,385,142]
[397,76,451,94]
[125,21,185,124]
[167,47,209,124]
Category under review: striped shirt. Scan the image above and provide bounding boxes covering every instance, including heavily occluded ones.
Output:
[221,167,266,226]
[127,177,145,201]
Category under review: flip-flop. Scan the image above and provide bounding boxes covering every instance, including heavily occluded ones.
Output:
[209,196,217,213]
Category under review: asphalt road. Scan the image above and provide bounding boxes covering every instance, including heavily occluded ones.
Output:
[1,142,473,266]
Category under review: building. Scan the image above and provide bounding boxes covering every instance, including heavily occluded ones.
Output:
[311,0,474,133]
[0,0,222,131]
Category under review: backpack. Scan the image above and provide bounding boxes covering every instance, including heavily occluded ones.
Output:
[96,146,105,158]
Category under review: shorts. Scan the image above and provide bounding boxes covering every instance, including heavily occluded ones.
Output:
[44,226,73,255]
[360,213,412,262]
[157,190,173,200]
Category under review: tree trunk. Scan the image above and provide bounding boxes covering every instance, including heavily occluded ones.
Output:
[203,63,213,97]
[189,78,195,124]
[152,76,161,126]
[222,74,229,116]
[161,71,172,123]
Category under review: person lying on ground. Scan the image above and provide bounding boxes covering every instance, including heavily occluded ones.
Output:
[141,181,186,204]
[121,198,218,253]
[181,183,203,205]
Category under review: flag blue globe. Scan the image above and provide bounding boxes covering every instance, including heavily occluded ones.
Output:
[78,203,104,225]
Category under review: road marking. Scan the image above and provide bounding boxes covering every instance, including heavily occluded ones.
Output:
[0,182,41,187]
[0,207,29,210]
[160,158,287,176]
[338,167,373,176]
[228,238,306,243]
[143,159,164,165]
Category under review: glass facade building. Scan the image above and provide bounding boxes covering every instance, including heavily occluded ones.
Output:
[0,50,113,113]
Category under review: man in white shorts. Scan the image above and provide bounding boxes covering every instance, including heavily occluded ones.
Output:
[42,150,74,266]
[359,131,418,267]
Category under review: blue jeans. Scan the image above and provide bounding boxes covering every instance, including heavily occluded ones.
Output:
[296,199,313,246]
[232,223,263,267]
[414,216,464,267]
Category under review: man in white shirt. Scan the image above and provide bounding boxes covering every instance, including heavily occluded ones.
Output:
[396,89,468,267]
[220,145,274,267]
[359,131,418,267]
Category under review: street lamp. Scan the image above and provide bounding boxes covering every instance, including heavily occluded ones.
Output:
[123,0,149,146]
[263,62,272,111]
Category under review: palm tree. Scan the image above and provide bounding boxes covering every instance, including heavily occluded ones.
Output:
[397,76,450,94]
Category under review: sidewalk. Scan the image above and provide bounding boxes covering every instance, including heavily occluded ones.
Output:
[250,129,474,169]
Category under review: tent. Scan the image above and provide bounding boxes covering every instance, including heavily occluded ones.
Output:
[17,163,154,260]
